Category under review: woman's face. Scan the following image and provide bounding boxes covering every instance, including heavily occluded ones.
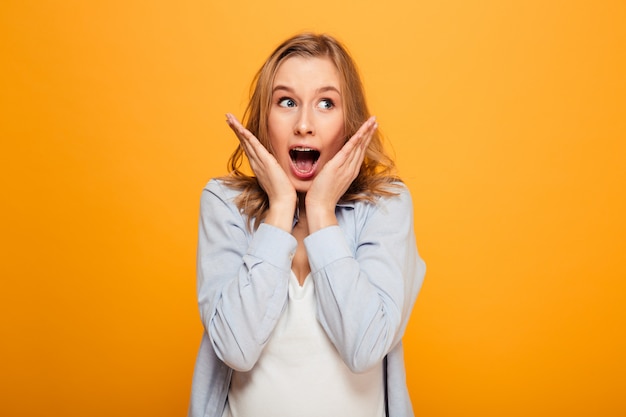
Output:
[268,55,345,193]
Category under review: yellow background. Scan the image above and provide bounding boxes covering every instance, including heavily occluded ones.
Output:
[1,0,625,416]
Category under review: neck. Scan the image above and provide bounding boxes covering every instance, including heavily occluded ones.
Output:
[297,192,307,217]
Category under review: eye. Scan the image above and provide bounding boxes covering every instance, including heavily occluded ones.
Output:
[317,99,334,110]
[278,97,296,108]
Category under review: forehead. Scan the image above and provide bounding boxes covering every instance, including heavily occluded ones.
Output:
[273,56,340,89]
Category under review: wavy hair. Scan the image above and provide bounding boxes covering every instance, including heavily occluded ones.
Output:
[221,33,401,229]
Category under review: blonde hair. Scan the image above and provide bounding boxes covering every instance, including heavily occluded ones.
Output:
[221,33,400,229]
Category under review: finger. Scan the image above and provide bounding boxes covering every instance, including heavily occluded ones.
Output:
[360,121,377,151]
[225,113,261,161]
[352,116,377,144]
[337,117,375,163]
[225,113,249,143]
[345,117,377,161]
[345,121,377,174]
[225,113,245,145]
[342,118,376,164]
[226,113,253,143]
[361,119,377,149]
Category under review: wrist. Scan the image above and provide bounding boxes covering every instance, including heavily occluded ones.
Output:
[265,198,297,232]
[305,201,337,233]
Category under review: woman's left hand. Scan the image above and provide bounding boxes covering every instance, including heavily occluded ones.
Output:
[305,116,378,232]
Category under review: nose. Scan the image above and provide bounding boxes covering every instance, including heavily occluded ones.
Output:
[294,108,315,136]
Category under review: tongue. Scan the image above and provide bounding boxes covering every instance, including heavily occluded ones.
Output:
[294,153,315,173]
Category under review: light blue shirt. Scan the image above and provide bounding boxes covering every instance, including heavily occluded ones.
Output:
[188,179,426,417]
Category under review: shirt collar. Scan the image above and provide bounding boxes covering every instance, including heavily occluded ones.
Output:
[292,200,355,228]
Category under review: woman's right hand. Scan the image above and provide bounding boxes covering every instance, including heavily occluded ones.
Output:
[226,113,297,232]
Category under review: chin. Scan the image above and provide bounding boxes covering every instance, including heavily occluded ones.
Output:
[292,179,312,194]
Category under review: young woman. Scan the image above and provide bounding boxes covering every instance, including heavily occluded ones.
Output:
[188,33,426,417]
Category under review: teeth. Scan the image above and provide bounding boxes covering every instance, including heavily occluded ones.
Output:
[292,147,314,152]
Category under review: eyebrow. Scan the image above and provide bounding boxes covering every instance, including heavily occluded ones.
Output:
[272,85,341,95]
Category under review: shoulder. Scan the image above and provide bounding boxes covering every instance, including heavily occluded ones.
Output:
[199,179,245,220]
[384,181,412,202]
[351,182,414,216]
[337,183,414,238]
[382,182,413,211]
[202,178,242,202]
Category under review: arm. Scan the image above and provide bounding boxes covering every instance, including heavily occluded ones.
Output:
[196,180,297,371]
[304,185,425,373]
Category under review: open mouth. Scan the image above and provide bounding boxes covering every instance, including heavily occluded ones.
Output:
[289,147,320,174]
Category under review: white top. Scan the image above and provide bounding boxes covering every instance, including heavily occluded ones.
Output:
[223,272,385,417]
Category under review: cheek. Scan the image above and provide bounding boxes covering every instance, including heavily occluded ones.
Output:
[267,115,277,141]
[266,129,290,167]
[268,115,292,144]
[267,114,285,150]
[327,120,346,155]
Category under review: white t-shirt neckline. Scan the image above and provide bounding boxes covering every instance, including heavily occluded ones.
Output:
[224,271,385,417]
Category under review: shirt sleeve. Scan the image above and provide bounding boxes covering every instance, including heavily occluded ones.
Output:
[304,185,426,373]
[196,180,297,372]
